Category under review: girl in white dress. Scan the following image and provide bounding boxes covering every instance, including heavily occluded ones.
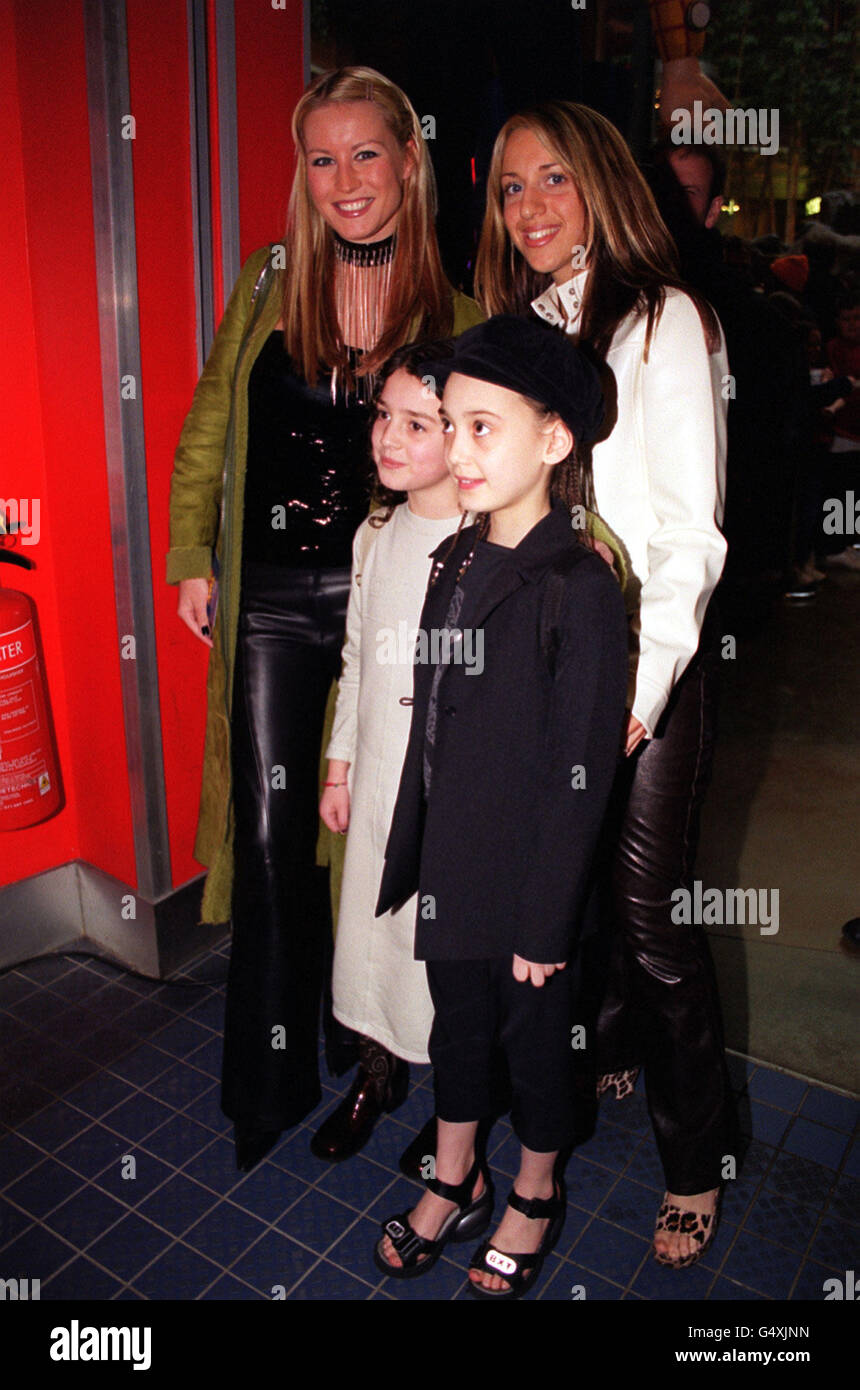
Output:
[313,341,464,1159]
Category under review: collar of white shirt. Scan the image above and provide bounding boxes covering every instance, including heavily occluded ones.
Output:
[530,269,589,333]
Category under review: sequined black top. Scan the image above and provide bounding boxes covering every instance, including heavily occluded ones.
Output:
[242,332,374,568]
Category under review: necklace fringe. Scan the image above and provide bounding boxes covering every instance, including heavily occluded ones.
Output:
[331,232,396,406]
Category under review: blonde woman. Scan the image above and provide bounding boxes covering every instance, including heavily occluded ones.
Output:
[168,67,481,1172]
[475,101,734,1269]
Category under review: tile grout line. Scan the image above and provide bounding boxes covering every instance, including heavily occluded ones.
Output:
[1,952,857,1301]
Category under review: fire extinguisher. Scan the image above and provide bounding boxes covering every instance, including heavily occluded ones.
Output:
[0,551,62,829]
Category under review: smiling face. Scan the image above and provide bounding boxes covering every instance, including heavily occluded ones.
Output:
[440,373,572,545]
[500,126,589,287]
[372,368,458,519]
[302,100,415,243]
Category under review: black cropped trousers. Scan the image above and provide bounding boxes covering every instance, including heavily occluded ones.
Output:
[595,604,737,1194]
[426,957,578,1154]
[221,561,351,1132]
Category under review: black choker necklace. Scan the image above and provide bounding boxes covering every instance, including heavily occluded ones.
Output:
[333,231,396,267]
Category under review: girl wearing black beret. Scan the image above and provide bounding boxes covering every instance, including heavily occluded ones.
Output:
[373,317,629,1298]
[476,101,734,1268]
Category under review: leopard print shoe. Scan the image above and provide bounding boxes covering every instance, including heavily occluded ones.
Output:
[653,1191,721,1269]
[596,1067,640,1101]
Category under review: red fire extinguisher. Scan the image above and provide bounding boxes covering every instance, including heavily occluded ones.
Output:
[0,551,62,830]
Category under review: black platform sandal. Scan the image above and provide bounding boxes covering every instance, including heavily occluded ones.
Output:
[373,1158,493,1280]
[468,1183,566,1300]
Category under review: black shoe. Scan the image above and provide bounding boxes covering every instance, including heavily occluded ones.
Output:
[840,917,860,953]
[468,1180,566,1300]
[374,1158,494,1279]
[310,1050,409,1162]
[234,1125,281,1172]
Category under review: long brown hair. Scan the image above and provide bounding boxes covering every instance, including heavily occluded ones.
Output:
[283,66,454,384]
[474,102,720,360]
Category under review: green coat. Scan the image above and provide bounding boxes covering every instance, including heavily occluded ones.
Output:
[167,246,484,924]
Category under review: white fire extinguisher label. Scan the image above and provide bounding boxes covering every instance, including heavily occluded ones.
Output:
[0,620,35,667]
[0,677,42,748]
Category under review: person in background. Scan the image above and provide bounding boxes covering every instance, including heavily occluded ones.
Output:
[664,144,724,232]
[767,305,856,600]
[823,292,860,571]
[649,138,805,624]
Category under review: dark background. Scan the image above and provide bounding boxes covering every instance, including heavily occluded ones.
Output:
[313,0,658,289]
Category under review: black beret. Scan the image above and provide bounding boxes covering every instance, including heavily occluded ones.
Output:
[426,315,605,446]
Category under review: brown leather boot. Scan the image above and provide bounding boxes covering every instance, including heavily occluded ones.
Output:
[310,1036,409,1162]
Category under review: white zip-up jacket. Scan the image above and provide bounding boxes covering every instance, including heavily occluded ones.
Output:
[532,273,728,736]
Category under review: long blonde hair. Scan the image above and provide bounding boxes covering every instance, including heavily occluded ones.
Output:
[474,102,719,360]
[283,66,453,384]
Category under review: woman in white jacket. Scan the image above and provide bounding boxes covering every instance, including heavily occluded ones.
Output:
[475,101,734,1269]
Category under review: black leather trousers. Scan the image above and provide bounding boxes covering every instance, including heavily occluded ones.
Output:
[596,605,737,1194]
[221,561,351,1132]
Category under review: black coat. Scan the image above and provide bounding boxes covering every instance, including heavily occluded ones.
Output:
[375,501,629,963]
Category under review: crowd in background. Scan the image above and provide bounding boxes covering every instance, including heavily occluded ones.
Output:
[645,144,860,617]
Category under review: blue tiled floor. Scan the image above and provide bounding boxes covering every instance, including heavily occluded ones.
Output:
[0,947,856,1301]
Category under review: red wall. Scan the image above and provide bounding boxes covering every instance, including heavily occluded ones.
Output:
[127,0,207,891]
[138,0,304,887]
[234,0,305,264]
[2,0,133,887]
[0,0,73,881]
[1,0,305,894]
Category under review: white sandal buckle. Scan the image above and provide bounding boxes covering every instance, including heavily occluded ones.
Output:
[485,1248,517,1276]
